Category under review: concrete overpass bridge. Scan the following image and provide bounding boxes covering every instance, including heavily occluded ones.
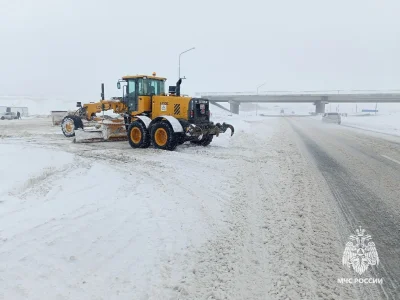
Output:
[196,90,400,114]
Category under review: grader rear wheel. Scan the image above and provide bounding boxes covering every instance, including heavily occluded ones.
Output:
[127,121,150,148]
[150,121,178,151]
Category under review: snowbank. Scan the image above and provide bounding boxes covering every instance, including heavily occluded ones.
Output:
[342,113,400,136]
[0,96,77,116]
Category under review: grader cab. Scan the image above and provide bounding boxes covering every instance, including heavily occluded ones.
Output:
[61,73,234,150]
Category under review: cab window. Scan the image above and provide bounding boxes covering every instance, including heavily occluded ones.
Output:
[137,78,165,96]
[138,78,147,95]
[127,79,136,96]
[148,79,165,95]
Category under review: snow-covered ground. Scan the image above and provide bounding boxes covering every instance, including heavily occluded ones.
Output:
[0,107,357,299]
[2,105,397,299]
[0,110,233,298]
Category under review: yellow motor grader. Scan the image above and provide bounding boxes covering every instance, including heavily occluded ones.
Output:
[61,73,234,150]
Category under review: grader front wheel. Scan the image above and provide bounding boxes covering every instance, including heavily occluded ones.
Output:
[61,116,83,137]
[127,121,150,148]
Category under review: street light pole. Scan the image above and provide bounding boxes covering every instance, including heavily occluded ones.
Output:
[256,82,267,94]
[179,47,195,79]
[256,82,267,116]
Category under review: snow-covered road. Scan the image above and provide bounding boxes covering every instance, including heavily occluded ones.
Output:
[288,117,400,299]
[1,114,398,299]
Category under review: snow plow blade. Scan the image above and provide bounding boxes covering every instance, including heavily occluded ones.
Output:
[73,120,127,143]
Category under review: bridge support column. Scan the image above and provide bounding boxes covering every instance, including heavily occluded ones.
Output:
[229,101,240,114]
[315,101,325,114]
[314,97,328,114]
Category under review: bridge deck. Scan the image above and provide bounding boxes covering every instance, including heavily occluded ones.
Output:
[200,93,400,103]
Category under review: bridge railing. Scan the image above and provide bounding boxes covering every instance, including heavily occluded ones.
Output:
[196,89,400,97]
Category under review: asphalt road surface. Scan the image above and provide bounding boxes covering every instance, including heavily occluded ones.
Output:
[288,117,400,299]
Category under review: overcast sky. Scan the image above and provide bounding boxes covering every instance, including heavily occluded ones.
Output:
[1,0,400,102]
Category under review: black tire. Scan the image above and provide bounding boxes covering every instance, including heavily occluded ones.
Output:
[151,121,178,151]
[200,135,213,146]
[61,116,83,137]
[176,133,186,145]
[127,120,150,148]
[190,135,213,146]
[1,117,4,120]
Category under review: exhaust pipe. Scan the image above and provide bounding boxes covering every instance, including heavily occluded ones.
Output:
[176,78,182,97]
[101,83,105,100]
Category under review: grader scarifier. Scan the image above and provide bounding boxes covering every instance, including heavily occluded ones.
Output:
[61,73,234,151]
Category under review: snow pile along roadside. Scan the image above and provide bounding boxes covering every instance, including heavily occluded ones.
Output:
[0,96,77,116]
[341,113,400,136]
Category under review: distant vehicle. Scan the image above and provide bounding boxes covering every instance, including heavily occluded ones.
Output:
[322,112,341,124]
[0,112,17,120]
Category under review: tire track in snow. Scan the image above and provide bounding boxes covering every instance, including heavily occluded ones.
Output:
[164,119,356,299]
[288,118,399,299]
